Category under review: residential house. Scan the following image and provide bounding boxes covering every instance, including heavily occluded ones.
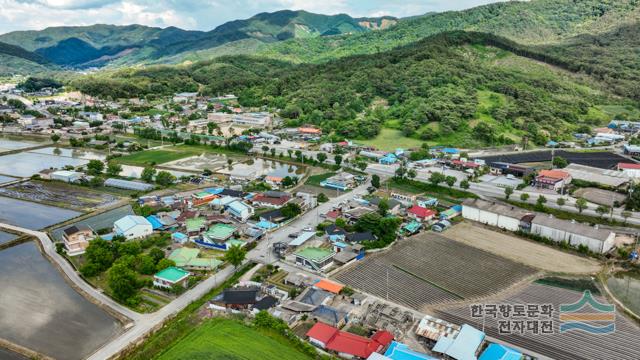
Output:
[252,191,291,208]
[168,248,222,271]
[321,172,356,191]
[535,169,572,191]
[232,112,272,127]
[260,208,288,224]
[153,266,190,289]
[306,322,394,359]
[216,287,259,310]
[227,200,254,222]
[191,191,217,206]
[113,215,153,240]
[407,205,436,222]
[62,225,94,256]
[618,162,640,178]
[295,247,336,271]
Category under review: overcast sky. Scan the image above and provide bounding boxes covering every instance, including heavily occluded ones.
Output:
[0,0,505,35]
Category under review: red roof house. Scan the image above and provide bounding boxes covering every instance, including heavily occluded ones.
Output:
[618,162,640,170]
[407,205,436,221]
[306,322,393,359]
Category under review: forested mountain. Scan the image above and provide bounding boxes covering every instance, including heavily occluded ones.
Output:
[73,31,627,147]
[257,0,640,63]
[0,41,55,75]
[0,11,396,68]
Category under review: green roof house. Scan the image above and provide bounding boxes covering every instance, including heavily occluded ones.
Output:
[294,247,336,271]
[186,217,206,235]
[153,266,190,289]
[168,247,222,271]
[202,223,237,244]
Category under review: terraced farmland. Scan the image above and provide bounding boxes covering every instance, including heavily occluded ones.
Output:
[333,233,537,311]
[435,283,640,360]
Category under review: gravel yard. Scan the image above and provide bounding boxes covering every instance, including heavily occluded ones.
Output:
[443,222,602,274]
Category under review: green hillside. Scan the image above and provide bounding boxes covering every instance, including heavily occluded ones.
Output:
[0,41,55,75]
[0,11,395,67]
[72,31,630,148]
[256,0,640,63]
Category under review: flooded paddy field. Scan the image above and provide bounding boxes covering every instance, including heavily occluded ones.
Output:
[0,136,47,152]
[120,164,197,179]
[218,158,305,179]
[28,147,107,161]
[0,196,81,230]
[0,152,88,177]
[0,174,18,184]
[51,205,134,242]
[0,231,18,245]
[0,348,28,360]
[607,271,640,316]
[0,241,122,360]
[163,153,234,172]
[0,180,120,211]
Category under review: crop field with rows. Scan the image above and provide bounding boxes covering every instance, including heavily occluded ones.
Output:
[435,283,640,360]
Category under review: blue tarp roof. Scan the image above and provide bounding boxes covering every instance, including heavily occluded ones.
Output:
[479,344,521,360]
[256,220,278,229]
[172,232,187,240]
[384,341,436,360]
[204,187,224,195]
[146,215,163,230]
[442,148,460,154]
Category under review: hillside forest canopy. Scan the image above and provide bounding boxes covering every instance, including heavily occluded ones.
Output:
[72,31,636,148]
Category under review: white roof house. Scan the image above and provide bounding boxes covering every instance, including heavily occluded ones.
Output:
[50,170,83,183]
[114,215,153,240]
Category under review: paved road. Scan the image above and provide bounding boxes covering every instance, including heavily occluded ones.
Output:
[247,182,370,264]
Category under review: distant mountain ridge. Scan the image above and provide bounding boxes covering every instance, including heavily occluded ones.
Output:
[0,10,397,68]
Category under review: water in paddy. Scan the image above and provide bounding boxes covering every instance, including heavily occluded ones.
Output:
[0,152,88,177]
[0,136,45,152]
[0,230,17,244]
[28,147,107,161]
[0,348,28,360]
[0,196,80,230]
[0,241,122,360]
[607,271,640,316]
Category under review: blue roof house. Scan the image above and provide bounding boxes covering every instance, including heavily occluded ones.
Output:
[114,215,153,240]
[479,344,522,360]
[379,153,398,165]
[146,215,163,230]
[227,201,253,222]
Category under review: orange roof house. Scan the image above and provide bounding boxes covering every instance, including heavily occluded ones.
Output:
[314,279,344,294]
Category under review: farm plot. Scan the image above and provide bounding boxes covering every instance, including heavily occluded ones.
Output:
[384,234,537,299]
[51,205,134,242]
[333,233,537,311]
[0,181,120,211]
[435,283,640,360]
[477,150,630,170]
[333,257,461,310]
[443,222,601,274]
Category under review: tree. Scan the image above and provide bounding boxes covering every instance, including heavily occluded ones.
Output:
[334,154,343,167]
[155,171,176,187]
[445,176,457,188]
[622,211,632,225]
[408,169,417,179]
[281,176,294,188]
[371,174,381,188]
[141,166,156,183]
[535,195,547,210]
[316,152,327,164]
[108,263,140,302]
[377,198,389,216]
[82,237,115,273]
[149,247,165,264]
[520,193,530,201]
[553,156,568,169]
[281,203,302,219]
[556,198,566,207]
[224,244,246,268]
[596,205,609,218]
[106,162,123,176]
[460,179,470,190]
[270,148,276,157]
[89,176,104,188]
[317,193,329,203]
[575,198,588,213]
[261,145,269,156]
[295,150,303,162]
[428,172,445,186]
[156,258,176,272]
[504,186,514,200]
[86,160,105,175]
[50,134,60,143]
[136,254,156,275]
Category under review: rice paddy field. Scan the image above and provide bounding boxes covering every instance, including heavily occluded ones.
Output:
[435,283,640,360]
[115,147,204,165]
[0,180,120,211]
[156,318,313,360]
[333,233,537,311]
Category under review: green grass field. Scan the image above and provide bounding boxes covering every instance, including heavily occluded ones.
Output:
[304,172,336,187]
[115,148,203,165]
[357,128,423,151]
[156,318,314,360]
